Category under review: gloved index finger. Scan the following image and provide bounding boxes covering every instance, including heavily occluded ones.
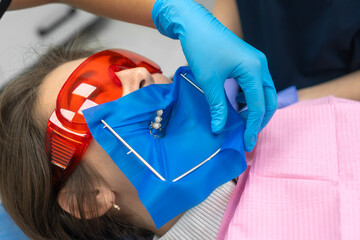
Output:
[179,70,229,134]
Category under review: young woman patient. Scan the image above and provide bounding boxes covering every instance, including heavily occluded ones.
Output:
[2,42,359,240]
[0,43,237,240]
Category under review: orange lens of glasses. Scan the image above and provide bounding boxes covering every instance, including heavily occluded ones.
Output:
[46,49,162,192]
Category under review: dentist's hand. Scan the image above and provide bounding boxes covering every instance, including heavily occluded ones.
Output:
[152,0,277,151]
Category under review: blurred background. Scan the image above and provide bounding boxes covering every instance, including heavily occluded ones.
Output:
[0,0,214,85]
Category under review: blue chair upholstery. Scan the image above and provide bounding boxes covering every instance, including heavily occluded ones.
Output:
[0,204,29,240]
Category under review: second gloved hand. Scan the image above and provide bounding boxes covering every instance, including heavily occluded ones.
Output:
[152,0,277,151]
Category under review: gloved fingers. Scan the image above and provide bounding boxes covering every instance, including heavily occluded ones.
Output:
[238,86,277,132]
[237,86,277,131]
[202,84,228,134]
[235,76,265,152]
[238,107,248,120]
[259,74,278,130]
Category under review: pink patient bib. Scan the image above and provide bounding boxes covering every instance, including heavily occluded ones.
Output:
[218,96,360,240]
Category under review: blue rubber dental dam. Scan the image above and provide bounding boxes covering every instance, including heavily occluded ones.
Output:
[83,67,247,228]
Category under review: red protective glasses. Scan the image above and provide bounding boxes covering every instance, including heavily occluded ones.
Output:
[46,49,162,192]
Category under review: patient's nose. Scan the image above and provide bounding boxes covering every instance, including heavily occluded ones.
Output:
[116,67,155,96]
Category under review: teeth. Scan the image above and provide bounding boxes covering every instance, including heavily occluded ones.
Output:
[152,122,161,129]
[153,109,164,127]
[150,109,164,137]
[155,116,162,123]
[156,109,163,116]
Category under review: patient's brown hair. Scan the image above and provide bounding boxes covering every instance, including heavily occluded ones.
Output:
[0,41,151,240]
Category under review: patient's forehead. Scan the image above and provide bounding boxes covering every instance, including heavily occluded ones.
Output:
[36,58,86,124]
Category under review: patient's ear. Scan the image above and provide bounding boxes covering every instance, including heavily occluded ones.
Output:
[58,185,115,219]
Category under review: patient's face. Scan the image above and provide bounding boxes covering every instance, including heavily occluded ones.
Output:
[36,58,172,218]
[37,58,172,122]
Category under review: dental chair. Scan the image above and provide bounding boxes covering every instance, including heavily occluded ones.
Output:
[0,204,29,240]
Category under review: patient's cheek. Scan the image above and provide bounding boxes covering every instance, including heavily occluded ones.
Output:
[153,73,172,84]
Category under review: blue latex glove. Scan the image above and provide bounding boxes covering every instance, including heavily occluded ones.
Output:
[152,0,277,151]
